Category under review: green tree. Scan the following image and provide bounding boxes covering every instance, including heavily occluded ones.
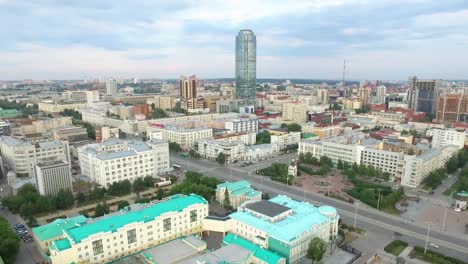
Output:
[156,188,165,200]
[132,178,147,195]
[223,189,232,210]
[446,156,459,174]
[151,103,156,110]
[117,201,130,210]
[287,123,302,132]
[337,159,344,170]
[0,216,20,264]
[216,152,226,165]
[169,142,181,152]
[76,192,86,203]
[256,130,271,144]
[143,176,155,187]
[94,202,109,217]
[307,237,327,263]
[151,109,168,119]
[55,189,75,210]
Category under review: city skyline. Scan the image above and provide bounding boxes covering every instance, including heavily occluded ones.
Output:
[1,0,468,80]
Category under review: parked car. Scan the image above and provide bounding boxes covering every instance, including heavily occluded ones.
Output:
[429,243,439,248]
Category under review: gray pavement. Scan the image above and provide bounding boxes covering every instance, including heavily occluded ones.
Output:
[172,153,468,262]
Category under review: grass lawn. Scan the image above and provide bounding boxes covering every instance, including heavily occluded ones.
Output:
[409,246,468,264]
[384,240,408,256]
[382,205,402,215]
[443,181,460,196]
[77,195,114,207]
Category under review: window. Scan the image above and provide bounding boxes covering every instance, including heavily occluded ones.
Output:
[127,229,137,244]
[163,218,171,231]
[190,209,197,223]
[92,239,103,256]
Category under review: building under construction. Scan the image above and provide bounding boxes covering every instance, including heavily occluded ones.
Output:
[436,91,468,124]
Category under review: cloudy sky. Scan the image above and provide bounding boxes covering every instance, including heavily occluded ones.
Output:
[1,0,467,80]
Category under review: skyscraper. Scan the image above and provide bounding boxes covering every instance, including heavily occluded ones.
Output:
[376,85,387,104]
[106,78,117,96]
[236,29,256,105]
[179,75,203,110]
[407,76,441,115]
[358,87,370,106]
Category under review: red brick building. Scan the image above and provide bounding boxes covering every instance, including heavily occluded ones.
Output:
[133,104,150,118]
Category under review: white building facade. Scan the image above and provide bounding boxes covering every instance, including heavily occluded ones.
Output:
[34,160,72,196]
[427,128,465,149]
[197,139,245,163]
[225,118,259,134]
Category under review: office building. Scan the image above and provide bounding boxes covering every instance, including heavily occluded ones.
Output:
[0,136,70,177]
[180,75,203,110]
[225,118,258,134]
[236,29,257,105]
[149,96,176,110]
[52,126,88,142]
[229,195,339,263]
[62,90,99,104]
[95,126,119,142]
[149,127,212,148]
[282,102,307,123]
[106,78,118,96]
[197,139,245,163]
[245,143,280,161]
[407,76,441,115]
[0,120,11,136]
[78,138,170,187]
[270,131,301,150]
[47,194,208,264]
[436,92,468,123]
[34,160,72,196]
[216,181,261,209]
[427,128,465,149]
[317,89,329,105]
[376,85,387,104]
[358,87,370,106]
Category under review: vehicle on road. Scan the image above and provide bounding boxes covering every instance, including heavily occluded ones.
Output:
[394,232,403,236]
[429,243,439,248]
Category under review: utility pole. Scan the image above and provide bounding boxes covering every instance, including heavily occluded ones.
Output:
[354,202,359,228]
[377,188,383,211]
[442,206,448,232]
[424,223,431,253]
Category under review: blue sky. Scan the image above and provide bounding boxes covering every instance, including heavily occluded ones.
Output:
[1,0,467,80]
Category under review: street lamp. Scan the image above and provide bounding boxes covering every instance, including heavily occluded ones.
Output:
[376,188,383,211]
[424,223,431,254]
[442,206,448,232]
[354,202,359,228]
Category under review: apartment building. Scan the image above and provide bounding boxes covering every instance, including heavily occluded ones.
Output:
[81,109,147,134]
[197,139,245,163]
[148,96,176,110]
[282,102,307,123]
[360,147,405,182]
[11,116,72,135]
[312,124,341,139]
[436,92,468,124]
[95,126,119,142]
[149,127,213,148]
[215,181,261,209]
[225,118,259,134]
[245,144,280,161]
[214,132,256,145]
[0,136,70,177]
[62,90,99,104]
[270,131,301,150]
[229,195,339,263]
[34,160,72,196]
[427,128,465,149]
[78,138,170,187]
[38,101,88,113]
[48,194,208,264]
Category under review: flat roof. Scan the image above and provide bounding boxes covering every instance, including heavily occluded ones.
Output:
[64,194,207,243]
[136,236,205,264]
[51,238,71,252]
[245,200,290,218]
[216,180,250,192]
[230,195,338,242]
[223,233,283,264]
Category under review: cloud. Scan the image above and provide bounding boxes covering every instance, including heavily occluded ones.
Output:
[342,27,369,36]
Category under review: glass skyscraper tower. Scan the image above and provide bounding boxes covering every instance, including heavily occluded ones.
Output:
[236,29,256,105]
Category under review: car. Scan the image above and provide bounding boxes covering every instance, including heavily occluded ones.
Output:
[394,232,403,236]
[22,236,32,241]
[429,191,435,195]
[24,238,33,243]
[14,224,25,230]
[429,243,439,248]
[17,230,28,235]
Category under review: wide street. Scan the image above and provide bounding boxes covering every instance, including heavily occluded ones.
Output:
[171,153,468,261]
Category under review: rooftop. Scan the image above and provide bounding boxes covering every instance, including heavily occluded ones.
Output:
[216,180,250,192]
[229,195,338,242]
[37,141,63,148]
[51,238,71,252]
[245,200,290,218]
[223,233,284,264]
[32,215,88,242]
[64,194,207,243]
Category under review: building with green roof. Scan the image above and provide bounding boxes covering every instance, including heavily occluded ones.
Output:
[216,180,262,209]
[32,215,88,252]
[228,195,339,263]
[223,233,286,264]
[0,109,19,118]
[455,191,468,210]
[47,194,208,264]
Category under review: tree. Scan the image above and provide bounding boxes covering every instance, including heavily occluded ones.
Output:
[151,109,168,119]
[287,123,302,132]
[307,237,327,263]
[143,176,155,187]
[156,188,165,200]
[133,178,147,195]
[223,189,232,210]
[256,130,271,144]
[169,142,181,152]
[55,189,75,210]
[262,192,270,200]
[446,156,459,174]
[76,192,86,203]
[0,216,20,264]
[337,159,344,170]
[216,152,226,165]
[151,103,156,110]
[117,201,130,210]
[94,202,109,217]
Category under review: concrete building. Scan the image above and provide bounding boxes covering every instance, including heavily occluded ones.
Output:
[216,98,240,113]
[38,101,88,113]
[197,139,245,163]
[312,124,341,139]
[0,120,11,136]
[229,195,339,263]
[358,87,370,106]
[427,128,465,149]
[52,126,88,142]
[78,138,170,187]
[225,118,259,134]
[81,108,147,134]
[236,29,257,106]
[436,92,468,124]
[214,132,256,145]
[317,89,329,105]
[216,181,261,209]
[282,102,307,123]
[47,194,208,264]
[376,85,387,104]
[34,160,72,196]
[270,131,301,150]
[0,136,70,177]
[149,127,212,148]
[149,96,176,110]
[11,117,72,135]
[245,144,280,161]
[407,76,441,115]
[95,126,119,142]
[132,104,150,119]
[180,75,203,110]
[204,95,231,113]
[62,90,99,104]
[106,78,118,96]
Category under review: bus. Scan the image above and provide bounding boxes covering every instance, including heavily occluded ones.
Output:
[172,164,181,171]
[180,153,189,158]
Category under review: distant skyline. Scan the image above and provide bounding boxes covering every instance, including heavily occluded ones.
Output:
[1,0,467,80]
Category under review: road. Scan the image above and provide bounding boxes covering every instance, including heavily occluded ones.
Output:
[171,153,468,261]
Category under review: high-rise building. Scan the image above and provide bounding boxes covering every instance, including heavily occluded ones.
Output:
[180,75,202,109]
[376,85,387,104]
[317,89,329,105]
[436,91,468,123]
[236,29,257,105]
[282,102,307,123]
[358,87,370,105]
[34,160,72,196]
[407,76,441,115]
[106,78,117,96]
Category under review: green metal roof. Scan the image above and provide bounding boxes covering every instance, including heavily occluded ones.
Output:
[245,190,262,198]
[230,187,253,197]
[32,215,88,241]
[223,233,283,264]
[216,181,250,192]
[229,195,338,243]
[51,238,71,252]
[456,191,468,197]
[65,194,207,243]
[301,133,317,139]
[0,109,19,117]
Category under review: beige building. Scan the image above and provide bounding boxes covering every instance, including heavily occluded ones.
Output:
[52,126,88,142]
[197,139,245,163]
[312,124,341,139]
[11,117,72,135]
[149,127,212,148]
[38,101,88,113]
[270,131,301,150]
[215,181,261,209]
[62,90,99,104]
[282,102,307,123]
[204,95,231,113]
[214,132,256,145]
[358,87,370,105]
[149,96,176,110]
